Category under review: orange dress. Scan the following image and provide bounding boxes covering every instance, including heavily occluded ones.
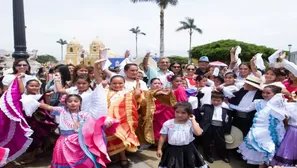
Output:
[106,89,140,156]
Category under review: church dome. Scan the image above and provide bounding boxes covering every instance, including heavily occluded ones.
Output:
[68,38,80,45]
[91,37,105,48]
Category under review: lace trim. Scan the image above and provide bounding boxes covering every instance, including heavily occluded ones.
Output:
[7,138,33,163]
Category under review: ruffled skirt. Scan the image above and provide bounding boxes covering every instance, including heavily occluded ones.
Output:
[271,126,297,166]
[158,142,208,168]
[51,134,94,168]
[238,112,285,165]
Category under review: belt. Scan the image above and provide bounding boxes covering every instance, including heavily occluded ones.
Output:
[60,130,76,136]
[236,111,249,118]
[211,120,223,126]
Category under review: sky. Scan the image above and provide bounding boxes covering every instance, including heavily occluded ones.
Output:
[1,0,297,60]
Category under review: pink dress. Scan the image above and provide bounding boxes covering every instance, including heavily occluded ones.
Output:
[153,86,188,141]
[0,78,33,166]
[0,147,9,167]
[283,80,297,100]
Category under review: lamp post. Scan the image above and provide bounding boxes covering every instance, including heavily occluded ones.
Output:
[12,0,29,59]
[288,44,292,61]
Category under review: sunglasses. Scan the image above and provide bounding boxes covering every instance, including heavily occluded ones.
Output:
[172,66,181,69]
[187,68,195,71]
[16,64,28,67]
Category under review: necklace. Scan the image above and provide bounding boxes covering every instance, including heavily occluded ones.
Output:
[69,111,80,132]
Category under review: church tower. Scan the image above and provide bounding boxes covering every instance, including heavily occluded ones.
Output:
[65,38,82,65]
[84,37,105,66]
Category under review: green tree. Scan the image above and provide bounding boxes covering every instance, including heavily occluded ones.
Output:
[36,55,58,64]
[131,0,178,57]
[190,39,277,63]
[167,55,188,64]
[176,17,202,64]
[129,26,146,58]
[56,39,67,62]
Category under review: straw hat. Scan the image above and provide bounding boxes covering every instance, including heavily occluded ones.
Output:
[134,57,157,70]
[225,126,243,149]
[244,75,262,90]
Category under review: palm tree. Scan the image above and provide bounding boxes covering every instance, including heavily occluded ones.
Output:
[56,39,67,62]
[129,26,146,58]
[176,17,202,64]
[131,0,178,57]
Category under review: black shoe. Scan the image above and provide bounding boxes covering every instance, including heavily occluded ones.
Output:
[222,157,230,163]
[205,156,214,163]
[120,160,131,168]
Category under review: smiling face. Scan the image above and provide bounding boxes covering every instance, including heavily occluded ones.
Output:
[186,65,196,76]
[171,77,182,89]
[239,64,251,78]
[170,63,181,74]
[125,65,138,79]
[68,65,75,75]
[15,60,29,74]
[265,69,277,83]
[224,74,235,85]
[262,87,275,101]
[77,68,88,76]
[110,76,125,91]
[26,80,40,95]
[158,58,170,71]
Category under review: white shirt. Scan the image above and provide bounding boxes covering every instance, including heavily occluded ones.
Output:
[160,119,195,146]
[124,79,148,92]
[212,106,223,122]
[237,90,257,112]
[200,86,212,106]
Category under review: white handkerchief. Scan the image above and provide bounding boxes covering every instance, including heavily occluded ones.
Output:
[235,46,242,61]
[254,53,266,70]
[213,67,220,76]
[101,49,108,59]
[268,49,282,65]
[102,59,112,71]
[235,58,242,67]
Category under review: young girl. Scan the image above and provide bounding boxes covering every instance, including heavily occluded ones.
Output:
[18,78,58,165]
[271,91,297,167]
[156,102,208,168]
[228,85,287,168]
[38,84,117,168]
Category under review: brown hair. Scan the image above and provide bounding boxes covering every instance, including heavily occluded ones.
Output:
[72,64,89,83]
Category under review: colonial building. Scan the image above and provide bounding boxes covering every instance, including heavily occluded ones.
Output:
[65,37,118,66]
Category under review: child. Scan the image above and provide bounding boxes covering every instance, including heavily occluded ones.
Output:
[196,75,212,107]
[38,84,117,168]
[18,78,58,165]
[217,72,240,98]
[271,91,297,167]
[199,91,232,163]
[228,85,287,168]
[157,102,208,168]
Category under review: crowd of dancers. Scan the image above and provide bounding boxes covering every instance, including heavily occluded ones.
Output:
[0,47,297,168]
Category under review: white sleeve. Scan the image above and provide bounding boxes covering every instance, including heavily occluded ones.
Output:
[207,79,214,87]
[229,101,256,112]
[222,85,239,98]
[200,87,212,106]
[140,80,148,91]
[2,75,15,86]
[282,59,297,77]
[21,94,41,117]
[85,84,108,119]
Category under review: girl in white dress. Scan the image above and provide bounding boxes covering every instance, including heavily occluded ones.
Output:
[157,102,208,168]
[228,85,287,168]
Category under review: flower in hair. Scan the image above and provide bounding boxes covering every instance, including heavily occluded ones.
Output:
[166,74,174,82]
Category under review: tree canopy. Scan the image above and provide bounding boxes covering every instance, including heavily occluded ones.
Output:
[36,55,58,64]
[191,39,277,62]
[167,55,188,64]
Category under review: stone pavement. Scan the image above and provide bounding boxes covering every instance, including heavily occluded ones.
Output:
[13,148,257,168]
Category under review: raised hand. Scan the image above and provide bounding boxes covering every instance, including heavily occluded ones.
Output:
[17,73,25,79]
[125,50,130,58]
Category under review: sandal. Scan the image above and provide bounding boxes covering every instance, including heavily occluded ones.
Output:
[120,160,131,168]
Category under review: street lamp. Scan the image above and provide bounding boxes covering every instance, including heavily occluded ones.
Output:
[12,0,29,59]
[288,44,292,61]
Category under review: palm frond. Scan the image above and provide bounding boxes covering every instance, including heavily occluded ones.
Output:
[140,32,146,35]
[176,26,186,32]
[194,27,203,34]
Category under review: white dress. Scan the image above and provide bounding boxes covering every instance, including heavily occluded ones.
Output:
[230,94,287,165]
